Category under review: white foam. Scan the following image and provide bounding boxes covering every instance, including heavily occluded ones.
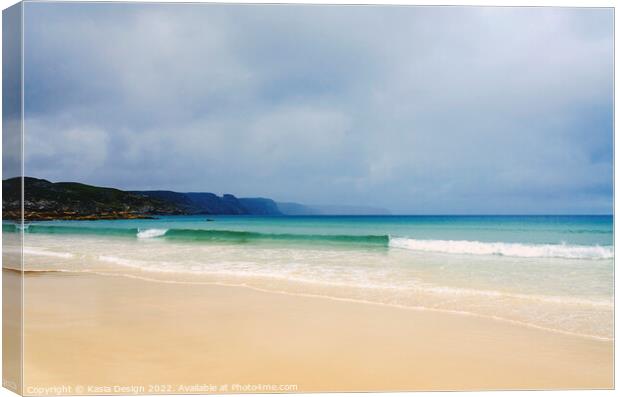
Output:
[136,228,168,239]
[82,270,614,342]
[23,247,74,259]
[418,284,612,308]
[18,232,613,340]
[98,255,162,269]
[389,237,613,259]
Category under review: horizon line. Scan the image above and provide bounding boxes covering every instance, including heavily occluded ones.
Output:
[3,176,613,217]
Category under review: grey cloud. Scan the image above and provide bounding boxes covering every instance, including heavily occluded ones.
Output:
[21,3,613,214]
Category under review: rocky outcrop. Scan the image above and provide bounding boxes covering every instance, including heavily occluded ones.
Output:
[239,198,282,215]
[135,191,282,215]
[2,177,389,221]
[3,177,282,220]
[3,177,182,220]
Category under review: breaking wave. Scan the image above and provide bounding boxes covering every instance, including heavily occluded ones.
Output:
[389,237,613,259]
[4,223,613,259]
[137,228,168,239]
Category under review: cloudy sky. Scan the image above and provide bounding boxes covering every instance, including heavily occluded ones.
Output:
[21,3,613,214]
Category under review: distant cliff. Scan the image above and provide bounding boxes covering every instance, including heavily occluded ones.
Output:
[2,177,390,221]
[132,190,282,216]
[2,177,281,220]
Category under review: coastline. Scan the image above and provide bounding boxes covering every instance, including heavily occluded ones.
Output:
[8,224,614,341]
[17,269,613,392]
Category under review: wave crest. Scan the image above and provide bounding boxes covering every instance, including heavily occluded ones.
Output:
[389,237,613,259]
[137,228,168,239]
[5,223,613,259]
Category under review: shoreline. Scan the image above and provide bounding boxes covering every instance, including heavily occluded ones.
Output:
[14,269,614,392]
[13,267,612,343]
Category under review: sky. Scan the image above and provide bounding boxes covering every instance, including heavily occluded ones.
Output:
[18,3,613,214]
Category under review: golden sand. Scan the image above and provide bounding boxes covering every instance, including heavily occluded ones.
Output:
[4,270,612,393]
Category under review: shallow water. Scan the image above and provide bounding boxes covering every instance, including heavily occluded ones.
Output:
[4,215,614,339]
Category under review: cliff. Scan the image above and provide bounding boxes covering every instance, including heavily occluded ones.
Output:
[2,177,282,220]
[132,192,282,215]
[2,177,183,220]
[2,177,389,221]
[238,198,282,215]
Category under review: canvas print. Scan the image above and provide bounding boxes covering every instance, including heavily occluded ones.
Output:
[2,1,614,394]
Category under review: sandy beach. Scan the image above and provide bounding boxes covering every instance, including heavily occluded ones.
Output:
[8,269,611,393]
[4,1,615,394]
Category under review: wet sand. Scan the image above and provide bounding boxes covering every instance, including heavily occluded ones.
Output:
[8,270,613,393]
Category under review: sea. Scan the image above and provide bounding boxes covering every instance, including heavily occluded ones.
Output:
[3,215,614,340]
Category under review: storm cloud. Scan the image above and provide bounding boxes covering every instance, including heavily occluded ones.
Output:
[22,3,613,214]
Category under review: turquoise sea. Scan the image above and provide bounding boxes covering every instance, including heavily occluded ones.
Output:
[3,215,614,340]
